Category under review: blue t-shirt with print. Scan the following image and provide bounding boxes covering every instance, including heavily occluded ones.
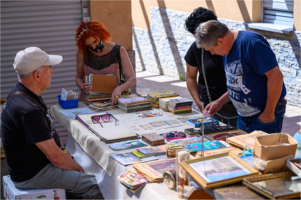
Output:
[224,31,286,117]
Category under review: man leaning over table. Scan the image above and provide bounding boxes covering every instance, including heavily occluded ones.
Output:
[1,47,104,199]
[194,20,286,133]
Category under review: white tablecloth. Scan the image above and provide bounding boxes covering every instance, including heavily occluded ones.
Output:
[50,103,206,199]
[66,132,182,199]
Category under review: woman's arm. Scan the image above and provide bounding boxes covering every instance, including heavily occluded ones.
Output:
[76,50,92,94]
[111,46,136,104]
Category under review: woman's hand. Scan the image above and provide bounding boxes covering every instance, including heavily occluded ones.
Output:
[111,86,122,105]
[80,83,92,94]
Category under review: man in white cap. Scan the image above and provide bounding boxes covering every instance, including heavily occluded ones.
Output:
[1,47,103,199]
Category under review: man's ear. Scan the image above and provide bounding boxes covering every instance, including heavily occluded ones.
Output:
[32,70,40,82]
[217,38,224,46]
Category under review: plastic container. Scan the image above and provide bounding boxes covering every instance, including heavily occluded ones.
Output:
[57,95,79,109]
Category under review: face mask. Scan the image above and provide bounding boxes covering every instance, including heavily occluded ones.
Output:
[89,40,104,53]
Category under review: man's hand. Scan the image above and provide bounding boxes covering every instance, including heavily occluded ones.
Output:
[258,110,275,123]
[36,139,84,172]
[204,100,223,116]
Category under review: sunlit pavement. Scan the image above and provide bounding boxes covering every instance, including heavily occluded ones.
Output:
[136,70,301,136]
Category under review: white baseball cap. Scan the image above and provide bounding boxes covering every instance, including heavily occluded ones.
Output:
[13,47,63,75]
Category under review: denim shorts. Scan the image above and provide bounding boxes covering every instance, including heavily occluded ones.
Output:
[237,102,286,133]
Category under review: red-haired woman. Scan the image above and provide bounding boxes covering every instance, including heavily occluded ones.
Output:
[75,21,136,104]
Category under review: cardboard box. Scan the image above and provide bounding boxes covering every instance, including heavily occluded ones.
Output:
[286,158,301,177]
[254,133,298,161]
[3,175,66,200]
[263,154,294,174]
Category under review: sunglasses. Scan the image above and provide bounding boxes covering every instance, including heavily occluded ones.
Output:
[164,131,187,142]
[91,114,119,127]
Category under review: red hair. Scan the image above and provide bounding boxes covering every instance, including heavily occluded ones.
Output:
[75,21,111,63]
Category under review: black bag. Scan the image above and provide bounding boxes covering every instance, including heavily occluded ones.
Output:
[116,44,131,95]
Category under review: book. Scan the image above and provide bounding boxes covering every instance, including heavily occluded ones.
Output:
[118,97,152,113]
[119,181,146,193]
[109,140,147,151]
[76,112,140,143]
[137,146,166,156]
[174,136,209,146]
[205,130,247,141]
[90,123,139,143]
[59,107,93,118]
[197,147,239,157]
[91,74,116,94]
[117,170,149,188]
[141,132,165,146]
[183,140,231,153]
[118,104,152,113]
[187,116,219,128]
[147,90,179,101]
[159,97,182,110]
[110,152,158,165]
[131,151,151,158]
[133,159,176,182]
[226,130,268,150]
[118,97,150,106]
[168,97,193,107]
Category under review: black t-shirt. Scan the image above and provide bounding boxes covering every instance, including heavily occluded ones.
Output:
[1,82,59,182]
[185,42,228,104]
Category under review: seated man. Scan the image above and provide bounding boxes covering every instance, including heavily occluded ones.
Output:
[195,20,286,133]
[1,47,104,199]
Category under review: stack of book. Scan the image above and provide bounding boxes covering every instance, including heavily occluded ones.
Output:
[118,97,151,113]
[159,96,182,111]
[168,97,193,114]
[83,93,111,106]
[117,170,149,193]
[147,90,179,108]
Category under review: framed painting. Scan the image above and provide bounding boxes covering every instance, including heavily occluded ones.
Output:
[243,171,300,199]
[180,152,259,189]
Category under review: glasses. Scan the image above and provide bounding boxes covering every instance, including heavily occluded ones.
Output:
[164,131,187,142]
[91,114,119,127]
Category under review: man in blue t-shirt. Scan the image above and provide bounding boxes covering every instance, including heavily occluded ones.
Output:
[194,20,286,133]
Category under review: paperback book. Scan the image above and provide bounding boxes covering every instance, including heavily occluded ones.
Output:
[226,130,268,150]
[174,136,209,146]
[133,159,177,182]
[117,170,149,193]
[187,116,219,128]
[183,140,231,153]
[109,140,147,151]
[137,146,167,156]
[110,152,158,165]
[147,90,179,101]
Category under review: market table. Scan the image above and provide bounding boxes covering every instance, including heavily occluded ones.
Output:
[50,103,263,199]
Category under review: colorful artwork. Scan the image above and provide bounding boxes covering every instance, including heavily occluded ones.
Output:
[174,137,209,145]
[212,132,244,141]
[190,156,251,183]
[183,141,228,153]
[146,159,177,175]
[109,140,147,151]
